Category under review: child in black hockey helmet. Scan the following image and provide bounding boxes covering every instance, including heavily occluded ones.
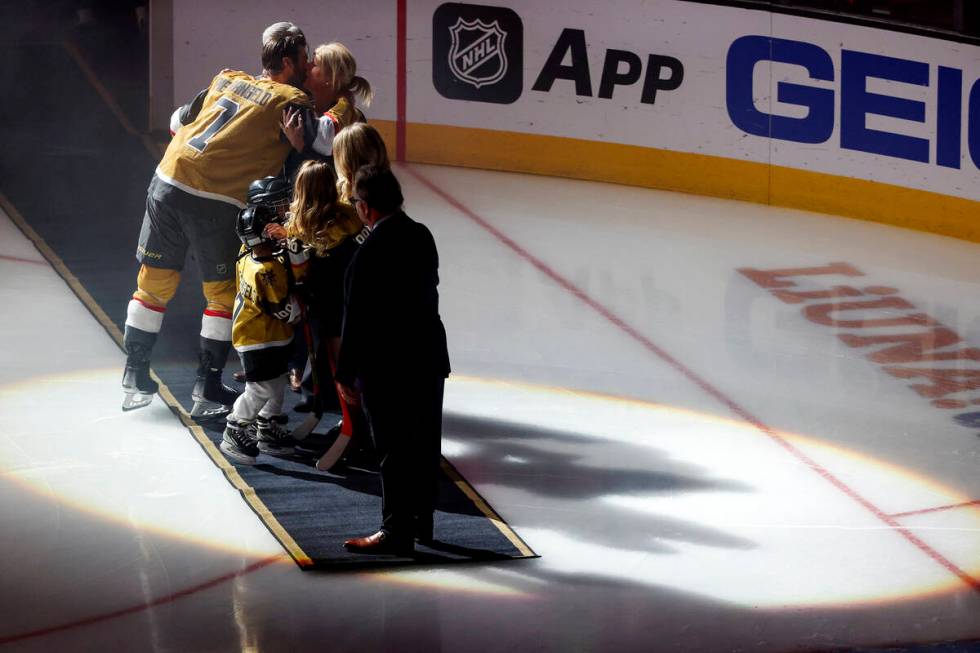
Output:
[250,175,309,392]
[220,192,301,464]
[246,175,291,220]
[230,176,302,386]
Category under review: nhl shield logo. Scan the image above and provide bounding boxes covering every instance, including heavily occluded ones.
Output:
[448,18,508,89]
[433,3,523,103]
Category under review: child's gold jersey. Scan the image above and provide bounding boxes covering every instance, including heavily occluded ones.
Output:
[232,250,293,352]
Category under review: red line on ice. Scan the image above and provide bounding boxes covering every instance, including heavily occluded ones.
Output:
[0,253,47,266]
[891,499,980,519]
[0,555,283,646]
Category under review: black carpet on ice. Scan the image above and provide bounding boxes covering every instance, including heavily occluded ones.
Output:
[0,19,534,570]
[162,378,531,570]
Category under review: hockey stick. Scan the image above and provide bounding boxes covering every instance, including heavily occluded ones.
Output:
[314,347,355,471]
[289,310,357,466]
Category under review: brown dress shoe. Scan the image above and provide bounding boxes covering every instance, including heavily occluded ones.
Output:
[344,530,413,555]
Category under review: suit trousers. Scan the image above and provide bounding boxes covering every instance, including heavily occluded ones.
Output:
[360,375,445,539]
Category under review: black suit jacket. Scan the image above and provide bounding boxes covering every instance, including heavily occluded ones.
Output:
[335,211,450,386]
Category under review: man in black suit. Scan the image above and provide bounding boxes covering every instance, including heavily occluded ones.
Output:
[336,165,451,555]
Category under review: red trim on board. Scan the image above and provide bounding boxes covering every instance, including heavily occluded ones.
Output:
[402,164,980,596]
[131,296,166,313]
[890,499,980,519]
[396,0,407,162]
[0,555,283,646]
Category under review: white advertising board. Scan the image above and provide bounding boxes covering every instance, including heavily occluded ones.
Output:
[170,1,980,206]
[412,0,980,202]
[410,1,772,163]
[171,0,397,122]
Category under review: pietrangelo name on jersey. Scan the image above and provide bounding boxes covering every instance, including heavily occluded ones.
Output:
[214,76,274,107]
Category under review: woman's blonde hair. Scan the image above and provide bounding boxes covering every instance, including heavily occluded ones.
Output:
[333,123,391,201]
[314,42,374,107]
[286,160,340,256]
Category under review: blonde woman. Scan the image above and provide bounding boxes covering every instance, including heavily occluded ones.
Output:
[332,122,391,203]
[284,161,368,416]
[283,42,373,159]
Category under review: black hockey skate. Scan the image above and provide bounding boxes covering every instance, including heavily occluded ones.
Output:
[121,343,158,411]
[255,414,294,455]
[190,369,239,419]
[220,419,259,464]
[191,344,240,419]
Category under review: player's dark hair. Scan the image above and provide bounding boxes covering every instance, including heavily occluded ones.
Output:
[354,165,403,216]
[262,29,307,74]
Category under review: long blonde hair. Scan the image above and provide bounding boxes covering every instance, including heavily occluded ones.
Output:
[332,123,391,201]
[286,161,341,256]
[313,42,374,107]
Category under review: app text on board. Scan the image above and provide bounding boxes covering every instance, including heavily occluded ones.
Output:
[432,4,685,106]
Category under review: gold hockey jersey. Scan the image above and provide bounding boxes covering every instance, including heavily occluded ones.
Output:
[158,71,311,207]
[232,251,294,352]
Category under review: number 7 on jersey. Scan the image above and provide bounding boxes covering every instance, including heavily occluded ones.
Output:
[187,97,240,153]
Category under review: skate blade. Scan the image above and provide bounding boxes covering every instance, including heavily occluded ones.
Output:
[121,392,154,411]
[190,399,230,419]
[219,441,257,465]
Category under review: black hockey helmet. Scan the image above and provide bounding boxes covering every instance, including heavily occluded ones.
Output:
[247,176,291,217]
[236,203,281,249]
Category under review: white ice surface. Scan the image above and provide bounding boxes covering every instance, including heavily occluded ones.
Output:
[1,165,979,652]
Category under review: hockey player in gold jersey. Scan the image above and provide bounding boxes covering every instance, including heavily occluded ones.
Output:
[158,69,310,204]
[122,21,317,416]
